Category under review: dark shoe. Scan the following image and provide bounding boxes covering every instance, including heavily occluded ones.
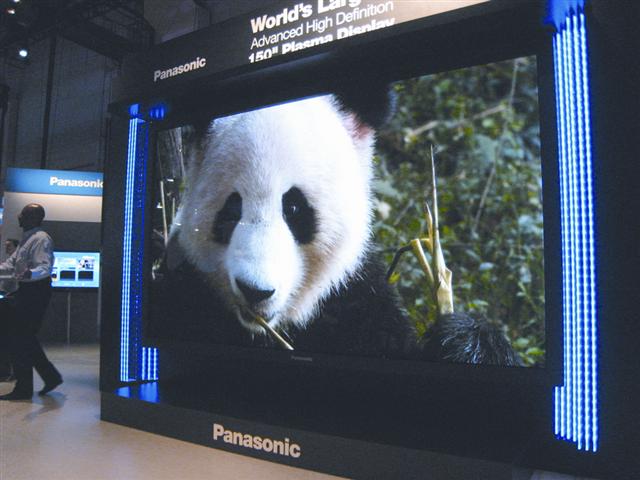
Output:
[0,390,32,400]
[38,376,63,396]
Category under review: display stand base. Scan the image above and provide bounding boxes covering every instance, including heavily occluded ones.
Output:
[102,384,532,480]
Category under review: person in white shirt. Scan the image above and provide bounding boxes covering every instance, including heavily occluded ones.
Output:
[0,203,62,400]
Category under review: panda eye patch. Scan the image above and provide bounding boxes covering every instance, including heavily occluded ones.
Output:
[212,192,242,244]
[282,187,316,244]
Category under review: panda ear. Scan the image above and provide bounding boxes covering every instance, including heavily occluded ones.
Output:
[333,80,396,139]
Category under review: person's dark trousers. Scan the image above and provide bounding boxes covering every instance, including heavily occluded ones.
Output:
[8,279,61,395]
[0,298,12,378]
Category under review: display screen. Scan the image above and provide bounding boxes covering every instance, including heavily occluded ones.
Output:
[51,251,100,288]
[149,55,544,367]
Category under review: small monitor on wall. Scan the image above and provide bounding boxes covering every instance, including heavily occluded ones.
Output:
[51,251,100,288]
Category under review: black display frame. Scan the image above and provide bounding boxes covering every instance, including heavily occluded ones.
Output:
[101,1,640,478]
[137,0,560,386]
[143,51,559,379]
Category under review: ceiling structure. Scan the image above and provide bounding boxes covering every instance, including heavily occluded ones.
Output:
[0,0,154,63]
[0,0,285,65]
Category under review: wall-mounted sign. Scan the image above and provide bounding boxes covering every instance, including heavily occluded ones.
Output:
[6,168,103,196]
[1,168,103,261]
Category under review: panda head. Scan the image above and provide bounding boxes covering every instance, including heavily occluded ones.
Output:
[174,93,388,334]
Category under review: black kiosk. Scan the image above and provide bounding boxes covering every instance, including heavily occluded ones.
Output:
[101,1,640,478]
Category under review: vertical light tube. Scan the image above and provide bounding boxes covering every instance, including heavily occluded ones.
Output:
[121,109,158,384]
[142,347,147,381]
[552,6,598,453]
[574,15,587,450]
[140,347,159,382]
[120,117,138,382]
[553,33,568,439]
[557,28,567,439]
[153,349,158,381]
[572,14,588,451]
[579,11,597,452]
[561,25,576,443]
[569,24,578,441]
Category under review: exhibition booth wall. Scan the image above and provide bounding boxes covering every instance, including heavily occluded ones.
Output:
[100,1,640,478]
[3,167,102,342]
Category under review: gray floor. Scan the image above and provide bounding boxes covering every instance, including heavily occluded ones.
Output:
[0,345,337,480]
[0,345,597,480]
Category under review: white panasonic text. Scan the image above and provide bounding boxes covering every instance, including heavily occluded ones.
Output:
[212,423,302,458]
[153,57,207,82]
[49,176,103,189]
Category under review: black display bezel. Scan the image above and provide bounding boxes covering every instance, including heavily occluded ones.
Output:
[99,2,640,477]
[134,3,561,389]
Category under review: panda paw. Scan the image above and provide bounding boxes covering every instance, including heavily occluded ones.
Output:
[421,312,523,366]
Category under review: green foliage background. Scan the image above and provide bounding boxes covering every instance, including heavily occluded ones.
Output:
[373,56,545,366]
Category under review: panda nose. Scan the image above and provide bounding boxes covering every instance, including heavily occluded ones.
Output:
[236,279,275,305]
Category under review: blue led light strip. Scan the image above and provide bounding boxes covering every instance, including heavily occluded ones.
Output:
[121,106,160,384]
[141,347,146,381]
[552,9,598,453]
[120,109,153,383]
[141,347,159,381]
[120,117,138,382]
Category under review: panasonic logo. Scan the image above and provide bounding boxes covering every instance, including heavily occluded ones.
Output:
[49,176,103,189]
[212,423,302,458]
[153,57,207,82]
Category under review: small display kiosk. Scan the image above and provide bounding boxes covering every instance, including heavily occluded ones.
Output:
[52,252,100,289]
[100,1,640,478]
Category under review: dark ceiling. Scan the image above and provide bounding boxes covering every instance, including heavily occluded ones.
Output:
[0,0,286,64]
[0,0,154,62]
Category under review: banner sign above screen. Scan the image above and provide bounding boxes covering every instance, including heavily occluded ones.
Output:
[116,0,489,103]
[6,168,104,196]
[244,0,488,64]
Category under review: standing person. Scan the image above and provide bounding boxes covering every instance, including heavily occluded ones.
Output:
[4,238,19,256]
[0,204,62,400]
[0,239,19,294]
[0,238,20,381]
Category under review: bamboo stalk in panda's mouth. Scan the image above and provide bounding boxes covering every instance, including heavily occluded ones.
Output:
[252,314,294,351]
